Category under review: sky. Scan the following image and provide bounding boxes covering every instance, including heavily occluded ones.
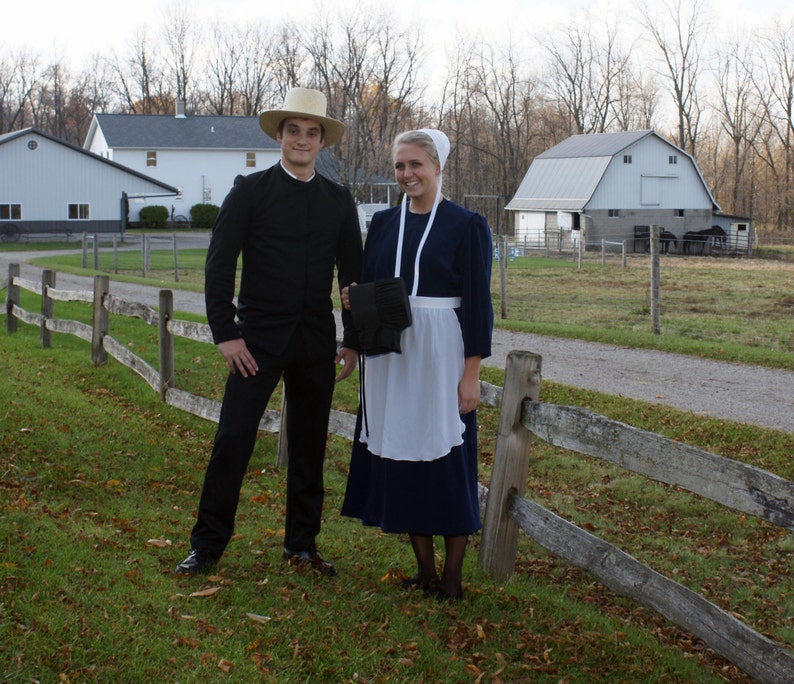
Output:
[3,0,794,69]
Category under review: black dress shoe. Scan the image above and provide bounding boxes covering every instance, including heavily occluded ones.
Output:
[282,546,337,577]
[174,549,219,575]
[400,573,423,590]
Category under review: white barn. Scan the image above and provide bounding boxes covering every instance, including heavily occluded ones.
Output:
[84,103,283,224]
[506,130,721,253]
[0,127,177,241]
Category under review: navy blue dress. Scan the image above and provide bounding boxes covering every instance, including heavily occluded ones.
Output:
[341,199,493,535]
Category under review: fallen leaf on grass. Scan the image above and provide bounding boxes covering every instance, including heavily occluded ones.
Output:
[380,567,406,584]
[146,538,172,548]
[190,586,222,598]
[246,612,272,624]
[218,659,234,673]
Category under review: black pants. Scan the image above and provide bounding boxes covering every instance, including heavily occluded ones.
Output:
[190,335,336,557]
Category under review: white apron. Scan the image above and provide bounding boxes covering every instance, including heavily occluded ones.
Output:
[359,296,464,461]
[358,191,466,461]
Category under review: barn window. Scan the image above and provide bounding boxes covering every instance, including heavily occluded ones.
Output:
[68,203,90,220]
[146,151,157,167]
[669,155,678,164]
[623,155,632,164]
[608,209,620,218]
[246,152,257,168]
[674,209,685,217]
[0,203,22,220]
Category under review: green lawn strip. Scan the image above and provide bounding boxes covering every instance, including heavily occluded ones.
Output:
[1,320,790,682]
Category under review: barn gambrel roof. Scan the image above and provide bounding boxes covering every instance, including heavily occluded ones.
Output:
[506,130,719,213]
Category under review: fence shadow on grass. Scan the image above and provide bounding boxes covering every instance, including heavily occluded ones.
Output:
[5,264,794,684]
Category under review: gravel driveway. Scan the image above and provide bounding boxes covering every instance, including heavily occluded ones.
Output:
[3,242,792,434]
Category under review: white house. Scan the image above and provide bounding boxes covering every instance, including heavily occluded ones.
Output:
[84,103,283,224]
[506,130,722,252]
[0,127,178,241]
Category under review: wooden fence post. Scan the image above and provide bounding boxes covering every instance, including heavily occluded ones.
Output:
[158,289,175,401]
[650,224,661,335]
[499,234,507,319]
[6,263,19,334]
[172,234,179,282]
[479,350,542,581]
[92,275,109,366]
[41,269,55,349]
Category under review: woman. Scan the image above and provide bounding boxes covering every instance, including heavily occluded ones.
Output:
[341,129,493,600]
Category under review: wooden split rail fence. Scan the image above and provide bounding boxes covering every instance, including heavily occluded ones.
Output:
[5,264,794,684]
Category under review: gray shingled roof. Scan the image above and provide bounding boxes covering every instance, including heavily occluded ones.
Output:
[93,113,280,150]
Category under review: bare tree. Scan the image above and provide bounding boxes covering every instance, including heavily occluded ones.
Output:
[160,2,199,107]
[750,19,794,229]
[637,0,709,156]
[612,68,660,131]
[540,13,634,135]
[203,20,283,116]
[439,33,544,232]
[111,27,172,114]
[0,48,43,133]
[300,7,425,200]
[713,41,762,216]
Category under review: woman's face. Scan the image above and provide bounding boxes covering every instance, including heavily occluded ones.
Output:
[393,143,440,207]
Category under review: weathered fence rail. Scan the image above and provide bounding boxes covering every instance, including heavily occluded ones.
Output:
[5,264,794,684]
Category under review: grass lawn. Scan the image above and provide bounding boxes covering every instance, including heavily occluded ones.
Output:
[1,290,792,682]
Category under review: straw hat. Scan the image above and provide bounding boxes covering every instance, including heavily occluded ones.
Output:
[259,87,345,147]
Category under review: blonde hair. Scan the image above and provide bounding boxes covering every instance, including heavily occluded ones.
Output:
[392,130,440,166]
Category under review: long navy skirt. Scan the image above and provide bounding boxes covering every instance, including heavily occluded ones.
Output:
[340,409,482,536]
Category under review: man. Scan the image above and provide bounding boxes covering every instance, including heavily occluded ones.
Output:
[175,87,362,577]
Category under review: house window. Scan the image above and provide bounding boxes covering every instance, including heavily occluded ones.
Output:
[0,203,22,220]
[68,203,90,220]
[623,155,632,164]
[608,209,620,218]
[246,152,256,168]
[669,155,678,164]
[146,151,157,167]
[674,209,685,217]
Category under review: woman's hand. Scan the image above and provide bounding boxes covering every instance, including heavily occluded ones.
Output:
[458,356,482,414]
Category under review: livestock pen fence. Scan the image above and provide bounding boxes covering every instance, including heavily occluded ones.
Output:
[5,263,794,684]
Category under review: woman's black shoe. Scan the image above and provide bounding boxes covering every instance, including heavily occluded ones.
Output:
[430,585,464,602]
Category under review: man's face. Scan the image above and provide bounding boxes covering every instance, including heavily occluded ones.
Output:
[277,117,325,172]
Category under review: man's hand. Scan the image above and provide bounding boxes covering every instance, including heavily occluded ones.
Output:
[335,346,359,382]
[218,338,258,378]
[340,283,357,311]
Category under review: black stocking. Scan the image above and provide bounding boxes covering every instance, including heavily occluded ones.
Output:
[408,534,438,589]
[439,535,468,598]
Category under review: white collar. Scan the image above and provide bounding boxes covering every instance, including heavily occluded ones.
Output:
[280,161,315,183]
